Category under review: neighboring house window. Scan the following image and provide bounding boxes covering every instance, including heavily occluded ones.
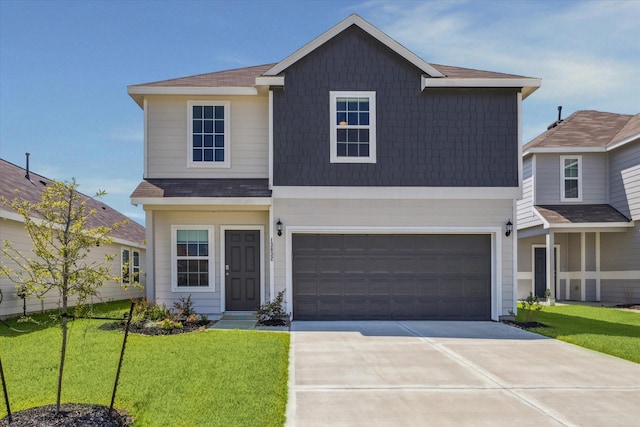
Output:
[171,226,213,291]
[187,101,230,168]
[121,248,140,285]
[561,156,582,201]
[330,91,376,163]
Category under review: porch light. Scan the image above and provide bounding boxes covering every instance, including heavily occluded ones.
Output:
[505,220,513,237]
[277,219,283,236]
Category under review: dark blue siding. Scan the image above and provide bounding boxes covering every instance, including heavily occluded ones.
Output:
[273,25,519,187]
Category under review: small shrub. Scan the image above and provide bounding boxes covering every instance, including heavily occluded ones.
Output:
[519,292,546,323]
[257,290,289,323]
[159,318,183,331]
[131,298,171,327]
[173,295,197,319]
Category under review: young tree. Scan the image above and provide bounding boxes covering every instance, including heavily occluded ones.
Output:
[0,179,133,415]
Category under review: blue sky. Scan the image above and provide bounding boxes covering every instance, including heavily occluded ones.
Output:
[1,0,638,225]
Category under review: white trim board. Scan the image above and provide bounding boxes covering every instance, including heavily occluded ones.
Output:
[272,186,520,199]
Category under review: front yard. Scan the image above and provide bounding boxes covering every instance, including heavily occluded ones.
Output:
[517,304,640,363]
[0,300,290,426]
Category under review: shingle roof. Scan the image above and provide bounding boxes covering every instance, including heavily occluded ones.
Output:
[0,158,145,245]
[430,64,533,79]
[130,179,271,199]
[524,110,639,151]
[535,204,630,224]
[129,62,533,89]
[128,64,276,88]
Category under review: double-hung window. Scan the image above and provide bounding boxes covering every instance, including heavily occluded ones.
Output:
[330,91,376,163]
[561,156,582,201]
[121,247,140,285]
[188,101,230,168]
[171,226,214,291]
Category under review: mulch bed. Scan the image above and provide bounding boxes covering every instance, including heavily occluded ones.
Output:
[258,318,288,327]
[501,320,547,330]
[99,320,215,335]
[0,403,132,427]
[615,304,640,311]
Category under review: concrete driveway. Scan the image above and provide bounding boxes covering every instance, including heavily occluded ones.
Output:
[286,321,640,426]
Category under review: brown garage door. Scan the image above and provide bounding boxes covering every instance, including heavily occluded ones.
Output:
[292,234,491,320]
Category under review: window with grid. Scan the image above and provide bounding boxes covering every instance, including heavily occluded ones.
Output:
[172,227,213,290]
[121,248,141,285]
[330,91,376,163]
[561,156,581,201]
[188,101,230,168]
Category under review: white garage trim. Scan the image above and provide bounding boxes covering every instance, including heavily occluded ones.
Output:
[284,226,502,321]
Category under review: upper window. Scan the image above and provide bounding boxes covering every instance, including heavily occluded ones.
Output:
[121,247,140,285]
[171,226,214,291]
[188,101,230,168]
[561,156,582,202]
[330,91,376,163]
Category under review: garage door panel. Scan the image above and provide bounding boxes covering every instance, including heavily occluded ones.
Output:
[293,234,491,320]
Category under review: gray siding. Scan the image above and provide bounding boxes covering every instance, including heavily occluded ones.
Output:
[601,222,640,271]
[517,156,542,229]
[273,25,519,187]
[601,280,640,304]
[535,153,608,204]
[609,142,640,219]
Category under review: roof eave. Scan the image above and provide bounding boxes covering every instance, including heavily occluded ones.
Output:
[422,77,541,98]
[131,197,272,207]
[127,85,259,108]
[263,14,445,78]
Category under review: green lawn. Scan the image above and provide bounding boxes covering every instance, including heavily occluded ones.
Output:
[0,301,290,426]
[517,304,640,363]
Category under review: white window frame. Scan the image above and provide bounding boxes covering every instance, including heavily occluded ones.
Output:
[171,225,215,292]
[187,100,231,168]
[560,155,582,202]
[121,247,141,285]
[329,91,376,163]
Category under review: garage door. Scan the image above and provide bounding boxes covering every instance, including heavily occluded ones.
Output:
[292,234,491,320]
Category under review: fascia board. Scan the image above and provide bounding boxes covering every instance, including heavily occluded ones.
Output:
[127,86,258,97]
[422,76,541,93]
[522,147,606,156]
[272,186,519,199]
[255,76,284,86]
[546,222,635,232]
[606,134,640,151]
[130,197,272,206]
[0,209,24,223]
[264,14,444,78]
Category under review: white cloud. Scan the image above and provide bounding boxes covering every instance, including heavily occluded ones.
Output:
[359,0,640,115]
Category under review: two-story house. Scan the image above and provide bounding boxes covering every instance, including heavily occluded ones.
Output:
[517,110,639,304]
[0,157,146,317]
[129,14,540,321]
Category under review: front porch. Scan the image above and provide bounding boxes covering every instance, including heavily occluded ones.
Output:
[517,204,635,304]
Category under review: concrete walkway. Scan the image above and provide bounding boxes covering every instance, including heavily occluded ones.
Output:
[286,321,640,426]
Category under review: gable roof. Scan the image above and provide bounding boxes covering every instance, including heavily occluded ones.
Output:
[263,14,445,78]
[534,204,633,230]
[523,110,640,155]
[0,158,146,246]
[128,14,540,106]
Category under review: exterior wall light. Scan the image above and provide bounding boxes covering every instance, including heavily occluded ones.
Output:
[277,219,283,236]
[505,220,513,237]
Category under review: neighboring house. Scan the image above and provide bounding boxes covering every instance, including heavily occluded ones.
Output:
[0,157,146,317]
[517,110,640,304]
[129,14,540,321]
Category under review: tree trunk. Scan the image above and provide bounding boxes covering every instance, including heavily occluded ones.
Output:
[56,293,68,415]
